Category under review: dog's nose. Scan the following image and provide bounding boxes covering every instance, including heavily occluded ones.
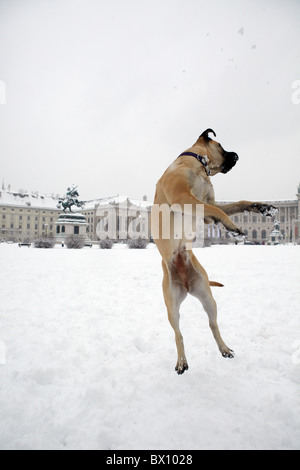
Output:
[228,152,239,163]
[221,151,239,174]
[223,151,239,161]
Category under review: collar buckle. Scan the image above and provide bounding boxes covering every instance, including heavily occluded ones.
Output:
[178,151,211,176]
[196,154,211,176]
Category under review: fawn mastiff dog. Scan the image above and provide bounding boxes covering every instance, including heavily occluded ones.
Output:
[152,129,277,374]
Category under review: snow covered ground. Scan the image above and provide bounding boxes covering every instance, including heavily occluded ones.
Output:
[0,243,299,450]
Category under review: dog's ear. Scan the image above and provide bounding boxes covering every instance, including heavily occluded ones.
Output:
[199,129,216,142]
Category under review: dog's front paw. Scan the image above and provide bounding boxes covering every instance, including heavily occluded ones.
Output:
[227,228,245,239]
[251,203,278,217]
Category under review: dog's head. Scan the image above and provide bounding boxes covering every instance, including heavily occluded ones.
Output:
[196,129,239,176]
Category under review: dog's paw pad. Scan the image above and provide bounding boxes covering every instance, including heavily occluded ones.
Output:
[175,361,189,375]
[263,206,278,217]
[251,203,278,217]
[221,348,235,358]
[227,229,245,239]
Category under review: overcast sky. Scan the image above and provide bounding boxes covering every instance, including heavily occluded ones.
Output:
[0,0,299,203]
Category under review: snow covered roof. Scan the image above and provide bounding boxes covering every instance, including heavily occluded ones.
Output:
[217,199,297,205]
[0,190,153,212]
[82,195,153,211]
[1,188,294,213]
[0,189,61,210]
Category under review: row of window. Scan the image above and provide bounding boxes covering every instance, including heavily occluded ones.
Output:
[245,229,267,239]
[2,214,54,222]
[233,215,267,223]
[56,225,80,235]
[0,208,56,214]
[2,223,53,230]
[232,211,297,224]
[210,228,269,239]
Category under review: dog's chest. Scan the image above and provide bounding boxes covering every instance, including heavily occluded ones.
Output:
[189,171,214,203]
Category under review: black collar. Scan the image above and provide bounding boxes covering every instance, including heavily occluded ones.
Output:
[178,152,211,176]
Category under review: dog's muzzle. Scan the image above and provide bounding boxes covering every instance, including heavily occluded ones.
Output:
[221,152,239,174]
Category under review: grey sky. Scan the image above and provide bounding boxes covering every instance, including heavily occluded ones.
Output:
[0,0,299,202]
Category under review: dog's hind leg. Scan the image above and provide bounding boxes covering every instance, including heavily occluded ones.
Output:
[162,259,189,374]
[189,253,234,358]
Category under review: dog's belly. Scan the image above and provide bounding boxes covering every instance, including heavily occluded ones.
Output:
[170,248,193,291]
[152,210,194,260]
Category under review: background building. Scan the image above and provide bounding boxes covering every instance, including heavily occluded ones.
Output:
[216,197,299,244]
[0,190,60,242]
[81,195,151,241]
[291,183,300,244]
[1,185,299,244]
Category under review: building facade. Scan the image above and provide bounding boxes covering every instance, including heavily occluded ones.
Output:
[0,190,61,242]
[216,198,299,244]
[1,185,300,244]
[81,195,151,242]
[291,183,300,244]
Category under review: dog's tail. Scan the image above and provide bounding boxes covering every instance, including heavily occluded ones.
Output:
[209,281,224,287]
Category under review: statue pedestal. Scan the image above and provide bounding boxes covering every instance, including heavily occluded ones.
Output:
[269,228,282,245]
[55,213,90,243]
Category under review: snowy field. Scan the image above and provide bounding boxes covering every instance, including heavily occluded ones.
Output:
[0,243,299,450]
